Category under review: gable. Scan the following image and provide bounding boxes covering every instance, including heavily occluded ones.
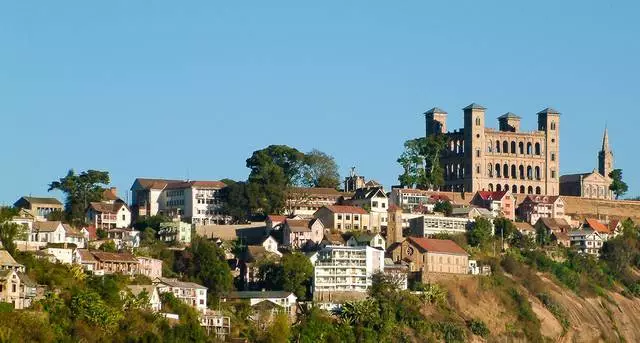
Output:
[581,172,609,183]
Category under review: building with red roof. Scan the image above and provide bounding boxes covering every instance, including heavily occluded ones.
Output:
[389,237,469,279]
[313,205,372,232]
[471,190,515,220]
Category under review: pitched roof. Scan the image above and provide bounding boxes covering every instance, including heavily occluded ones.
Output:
[0,269,14,279]
[266,215,286,223]
[0,250,23,268]
[77,249,97,263]
[155,277,207,289]
[17,272,36,287]
[33,221,63,232]
[498,112,521,120]
[350,233,379,243]
[223,291,295,300]
[88,201,129,214]
[584,218,610,234]
[15,196,63,206]
[537,107,560,115]
[287,187,342,197]
[102,188,119,201]
[127,285,157,297]
[559,173,591,183]
[424,107,448,115]
[538,217,571,232]
[463,103,486,110]
[323,232,346,245]
[323,205,368,215]
[64,225,85,238]
[364,180,382,188]
[608,219,620,232]
[524,195,560,204]
[285,219,311,232]
[407,237,468,255]
[513,222,535,232]
[476,191,509,201]
[352,187,386,200]
[90,251,138,263]
[133,178,225,190]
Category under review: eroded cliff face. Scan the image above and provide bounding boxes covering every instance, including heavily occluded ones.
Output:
[439,274,640,342]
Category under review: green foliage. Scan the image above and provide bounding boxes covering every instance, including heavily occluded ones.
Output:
[537,293,570,330]
[466,319,489,338]
[257,253,313,299]
[467,217,493,247]
[175,236,233,305]
[100,240,118,252]
[220,180,251,223]
[141,227,158,246]
[433,321,467,343]
[0,222,27,255]
[535,225,552,246]
[397,134,448,189]
[433,201,453,216]
[299,149,340,189]
[48,169,110,224]
[608,168,629,199]
[257,312,291,343]
[133,214,171,231]
[46,210,67,222]
[70,289,123,331]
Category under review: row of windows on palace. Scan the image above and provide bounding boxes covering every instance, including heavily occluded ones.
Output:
[488,184,542,194]
[445,139,556,157]
[166,190,221,198]
[166,199,222,206]
[445,164,557,180]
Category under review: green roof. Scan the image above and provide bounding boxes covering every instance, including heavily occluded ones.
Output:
[463,103,486,110]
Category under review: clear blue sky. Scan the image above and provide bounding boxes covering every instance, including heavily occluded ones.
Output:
[1,1,639,204]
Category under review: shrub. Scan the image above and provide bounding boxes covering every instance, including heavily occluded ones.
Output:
[467,318,490,337]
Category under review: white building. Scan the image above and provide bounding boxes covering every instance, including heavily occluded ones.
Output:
[569,228,604,256]
[86,201,131,229]
[389,188,452,213]
[130,178,230,225]
[346,233,386,250]
[312,245,384,294]
[42,247,75,264]
[344,187,389,231]
[127,285,162,312]
[221,291,298,319]
[153,277,208,312]
[158,221,192,244]
[33,221,67,244]
[409,215,473,237]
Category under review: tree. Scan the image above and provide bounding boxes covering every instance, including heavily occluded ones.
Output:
[609,169,629,199]
[493,217,516,239]
[281,253,314,299]
[467,217,492,247]
[536,226,552,247]
[299,149,340,189]
[0,207,27,255]
[141,227,157,246]
[46,210,67,222]
[99,240,117,252]
[220,180,250,223]
[48,169,110,223]
[397,134,448,190]
[247,145,305,186]
[132,214,170,231]
[433,201,453,216]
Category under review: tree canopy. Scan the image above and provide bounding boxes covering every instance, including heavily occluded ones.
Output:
[299,149,340,189]
[397,134,448,189]
[609,169,628,199]
[48,169,110,224]
[467,217,493,247]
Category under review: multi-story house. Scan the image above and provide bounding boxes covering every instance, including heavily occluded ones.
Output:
[346,233,386,250]
[409,215,473,237]
[518,195,565,225]
[389,188,452,213]
[583,218,614,241]
[91,252,140,275]
[569,228,603,255]
[158,221,192,244]
[126,285,162,312]
[13,196,63,221]
[470,190,515,220]
[221,291,298,320]
[33,221,67,244]
[0,251,25,273]
[344,187,388,232]
[313,205,370,231]
[74,249,98,272]
[389,237,469,277]
[153,277,208,312]
[137,257,163,279]
[200,310,231,339]
[0,269,20,308]
[311,245,384,294]
[425,104,560,195]
[130,178,229,225]
[86,201,131,229]
[282,219,324,249]
[64,224,87,248]
[284,187,346,217]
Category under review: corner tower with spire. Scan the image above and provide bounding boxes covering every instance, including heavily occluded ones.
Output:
[598,126,614,178]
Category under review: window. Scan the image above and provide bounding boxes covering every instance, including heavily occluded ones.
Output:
[200,299,204,305]
[550,121,556,130]
[381,203,386,208]
[346,215,351,220]
[372,201,378,208]
[122,215,125,220]
[337,224,341,229]
[475,117,481,126]
[354,215,359,221]
[476,149,480,157]
[551,153,556,161]
[551,170,556,178]
[337,214,342,220]
[12,284,16,292]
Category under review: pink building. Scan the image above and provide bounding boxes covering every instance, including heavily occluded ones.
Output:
[137,256,163,279]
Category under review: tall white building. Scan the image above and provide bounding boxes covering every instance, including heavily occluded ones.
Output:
[130,178,230,225]
[312,245,384,294]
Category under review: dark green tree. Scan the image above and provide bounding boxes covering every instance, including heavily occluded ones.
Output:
[493,217,517,239]
[46,210,67,222]
[48,169,110,224]
[0,207,27,255]
[281,253,314,299]
[609,169,629,199]
[299,149,340,189]
[133,214,171,231]
[220,180,250,223]
[433,201,453,216]
[467,217,492,247]
[397,134,448,190]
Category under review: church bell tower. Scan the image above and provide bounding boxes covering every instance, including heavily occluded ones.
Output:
[598,126,614,177]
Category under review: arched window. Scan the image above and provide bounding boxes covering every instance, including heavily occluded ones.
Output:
[496,184,502,191]
[495,163,501,178]
[502,141,508,154]
[527,186,533,194]
[511,141,516,154]
[535,143,541,155]
[488,144,492,153]
[488,183,494,191]
[504,184,509,192]
[535,186,541,195]
[503,164,509,178]
[475,117,481,126]
[535,166,541,180]
[527,166,533,179]
[450,140,455,152]
[511,165,517,179]
[476,165,480,174]
[526,142,532,155]
[519,165,525,179]
[512,185,517,194]
[488,164,493,177]
[518,142,524,154]
[550,121,556,130]
[520,185,525,194]
[496,140,501,153]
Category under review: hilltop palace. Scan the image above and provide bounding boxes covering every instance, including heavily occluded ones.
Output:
[425,103,614,199]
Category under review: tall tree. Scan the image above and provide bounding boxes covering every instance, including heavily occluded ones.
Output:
[0,207,27,255]
[397,134,448,190]
[467,217,492,247]
[48,169,110,223]
[299,149,340,189]
[280,253,314,299]
[608,169,628,199]
[246,145,305,186]
[220,179,250,223]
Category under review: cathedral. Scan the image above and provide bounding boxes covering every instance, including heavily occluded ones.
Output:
[425,103,560,195]
[559,127,614,200]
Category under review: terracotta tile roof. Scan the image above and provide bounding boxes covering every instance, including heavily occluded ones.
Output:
[134,178,226,190]
[323,232,346,245]
[476,191,509,201]
[267,215,286,223]
[102,188,119,201]
[285,219,311,232]
[585,218,610,234]
[135,178,182,189]
[77,249,97,263]
[88,201,129,214]
[387,204,401,212]
[91,251,138,263]
[324,205,368,215]
[84,226,97,240]
[538,218,571,232]
[513,222,535,232]
[155,277,207,289]
[524,195,560,204]
[407,237,468,255]
[33,221,63,232]
[608,219,620,232]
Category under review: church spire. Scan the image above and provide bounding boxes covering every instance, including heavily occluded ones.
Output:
[602,125,610,152]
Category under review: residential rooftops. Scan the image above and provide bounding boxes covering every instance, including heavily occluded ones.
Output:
[223,291,295,299]
[154,277,207,289]
[323,205,368,215]
[407,237,468,255]
[14,196,63,206]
